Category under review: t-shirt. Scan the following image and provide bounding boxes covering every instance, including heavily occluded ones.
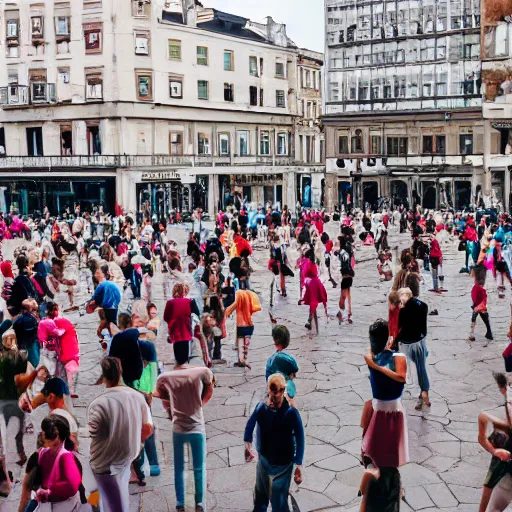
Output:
[471,284,487,309]
[87,386,152,475]
[92,281,121,310]
[50,408,78,434]
[13,312,38,349]
[156,367,213,434]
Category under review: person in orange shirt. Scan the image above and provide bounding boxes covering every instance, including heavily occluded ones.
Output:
[225,289,261,369]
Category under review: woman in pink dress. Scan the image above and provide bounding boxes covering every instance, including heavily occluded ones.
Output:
[300,250,328,334]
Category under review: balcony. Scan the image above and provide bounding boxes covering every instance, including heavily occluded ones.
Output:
[0,83,56,107]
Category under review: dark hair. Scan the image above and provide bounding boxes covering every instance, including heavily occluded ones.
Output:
[175,347,190,365]
[147,302,157,312]
[101,357,122,385]
[99,264,109,279]
[118,313,131,330]
[272,325,290,349]
[41,415,71,445]
[46,301,59,316]
[367,467,401,509]
[405,273,420,298]
[472,263,487,286]
[369,319,389,355]
[321,233,329,245]
[494,372,508,389]
[16,254,29,272]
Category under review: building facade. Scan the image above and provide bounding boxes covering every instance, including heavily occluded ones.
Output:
[323,0,484,211]
[0,0,324,216]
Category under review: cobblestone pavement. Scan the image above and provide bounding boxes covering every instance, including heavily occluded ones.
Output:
[2,224,512,511]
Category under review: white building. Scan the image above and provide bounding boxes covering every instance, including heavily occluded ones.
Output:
[0,0,324,217]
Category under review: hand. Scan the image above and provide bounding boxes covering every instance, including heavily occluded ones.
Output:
[294,466,303,485]
[36,488,50,503]
[364,351,375,368]
[494,449,512,462]
[245,442,255,462]
[386,336,394,351]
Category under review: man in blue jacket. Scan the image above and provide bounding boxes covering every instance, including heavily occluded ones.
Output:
[244,373,304,512]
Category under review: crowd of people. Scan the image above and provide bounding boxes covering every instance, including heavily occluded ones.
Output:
[0,200,511,511]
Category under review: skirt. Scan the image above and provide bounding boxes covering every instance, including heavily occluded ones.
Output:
[361,398,409,468]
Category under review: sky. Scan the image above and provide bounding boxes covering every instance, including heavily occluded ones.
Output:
[205,0,325,53]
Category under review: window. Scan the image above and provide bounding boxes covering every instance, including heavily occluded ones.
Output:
[423,135,445,154]
[60,125,72,156]
[370,135,381,154]
[249,86,257,106]
[132,0,149,17]
[87,124,101,155]
[31,17,43,40]
[249,56,258,76]
[198,80,209,100]
[26,127,43,156]
[387,137,408,156]
[259,89,264,107]
[198,133,211,155]
[276,90,285,108]
[57,67,71,101]
[305,70,311,88]
[169,74,183,99]
[168,39,181,61]
[84,24,103,54]
[351,129,364,153]
[277,133,287,155]
[275,61,285,78]
[55,16,70,37]
[169,132,183,155]
[6,20,18,38]
[224,83,234,102]
[260,131,270,155]
[197,46,208,66]
[135,32,150,55]
[338,135,349,154]
[260,58,264,76]
[218,133,230,155]
[224,50,234,71]
[460,132,473,155]
[237,131,249,156]
[85,68,103,100]
[136,70,152,100]
[84,0,102,9]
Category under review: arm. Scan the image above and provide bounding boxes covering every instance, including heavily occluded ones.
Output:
[292,409,305,465]
[141,422,153,442]
[163,300,172,325]
[364,353,407,383]
[243,402,262,443]
[201,382,214,406]
[478,411,512,461]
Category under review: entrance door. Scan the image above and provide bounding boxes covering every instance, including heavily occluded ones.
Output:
[338,181,352,208]
[390,180,408,208]
[422,181,436,209]
[363,181,378,210]
[455,181,471,210]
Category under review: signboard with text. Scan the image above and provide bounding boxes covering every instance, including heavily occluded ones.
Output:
[141,171,180,181]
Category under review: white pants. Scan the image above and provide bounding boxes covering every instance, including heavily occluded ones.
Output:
[93,464,131,512]
[487,473,512,512]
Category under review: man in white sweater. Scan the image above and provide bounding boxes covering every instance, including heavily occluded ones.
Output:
[87,357,153,512]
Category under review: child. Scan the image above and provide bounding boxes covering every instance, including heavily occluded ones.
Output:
[377,251,393,282]
[265,325,299,407]
[146,302,161,336]
[209,295,227,364]
[301,250,328,334]
[469,264,493,346]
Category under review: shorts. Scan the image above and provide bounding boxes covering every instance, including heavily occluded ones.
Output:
[341,277,353,290]
[104,308,118,325]
[484,456,508,489]
[237,326,254,338]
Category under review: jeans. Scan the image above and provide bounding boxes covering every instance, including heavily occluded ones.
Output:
[173,432,206,507]
[399,338,430,393]
[93,464,131,512]
[133,431,159,480]
[253,454,294,512]
[0,400,25,457]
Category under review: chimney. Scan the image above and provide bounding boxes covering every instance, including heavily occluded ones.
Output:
[181,0,197,26]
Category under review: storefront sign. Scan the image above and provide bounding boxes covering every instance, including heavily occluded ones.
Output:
[491,121,512,129]
[231,174,283,186]
[141,171,180,181]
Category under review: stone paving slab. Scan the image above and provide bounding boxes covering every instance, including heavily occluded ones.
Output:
[3,224,512,510]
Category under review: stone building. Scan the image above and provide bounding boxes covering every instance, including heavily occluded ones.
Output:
[323,0,484,211]
[0,0,324,216]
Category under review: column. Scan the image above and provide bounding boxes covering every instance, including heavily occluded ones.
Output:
[311,173,323,208]
[208,174,216,214]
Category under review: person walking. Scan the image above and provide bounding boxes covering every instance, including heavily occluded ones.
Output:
[468,264,494,346]
[395,287,431,411]
[13,298,40,368]
[244,373,304,512]
[87,357,153,512]
[154,348,214,512]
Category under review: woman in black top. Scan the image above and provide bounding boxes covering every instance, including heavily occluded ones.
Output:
[396,287,431,411]
[8,255,37,316]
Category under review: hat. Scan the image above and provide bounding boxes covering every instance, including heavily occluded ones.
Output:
[41,377,69,397]
[2,329,17,351]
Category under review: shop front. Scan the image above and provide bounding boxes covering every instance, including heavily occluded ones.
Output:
[136,171,209,217]
[0,176,115,216]
[222,173,284,211]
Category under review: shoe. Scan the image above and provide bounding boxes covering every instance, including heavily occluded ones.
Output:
[486,333,494,341]
[459,268,469,274]
[414,397,424,411]
[336,311,343,325]
[347,314,353,325]
[176,507,185,512]
[16,453,27,467]
[429,310,438,316]
[71,394,79,399]
[305,322,311,330]
[150,465,160,477]
[196,506,205,512]
[212,358,227,365]
[468,335,476,342]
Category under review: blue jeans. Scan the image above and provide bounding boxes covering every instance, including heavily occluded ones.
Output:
[133,431,159,480]
[400,337,430,393]
[26,341,40,368]
[173,432,206,507]
[254,455,294,512]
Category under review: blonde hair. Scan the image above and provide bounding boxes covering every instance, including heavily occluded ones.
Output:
[172,282,189,298]
[131,300,149,324]
[397,287,413,301]
[388,290,400,306]
[268,373,286,390]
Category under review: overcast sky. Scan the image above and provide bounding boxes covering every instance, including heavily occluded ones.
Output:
[206,0,325,53]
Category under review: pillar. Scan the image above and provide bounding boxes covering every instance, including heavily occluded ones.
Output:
[208,175,216,214]
[311,173,323,208]
[286,170,296,210]
[324,174,337,209]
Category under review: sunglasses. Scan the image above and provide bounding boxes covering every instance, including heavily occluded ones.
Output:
[269,387,286,394]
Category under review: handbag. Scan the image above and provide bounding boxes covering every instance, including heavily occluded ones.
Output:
[458,240,467,252]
